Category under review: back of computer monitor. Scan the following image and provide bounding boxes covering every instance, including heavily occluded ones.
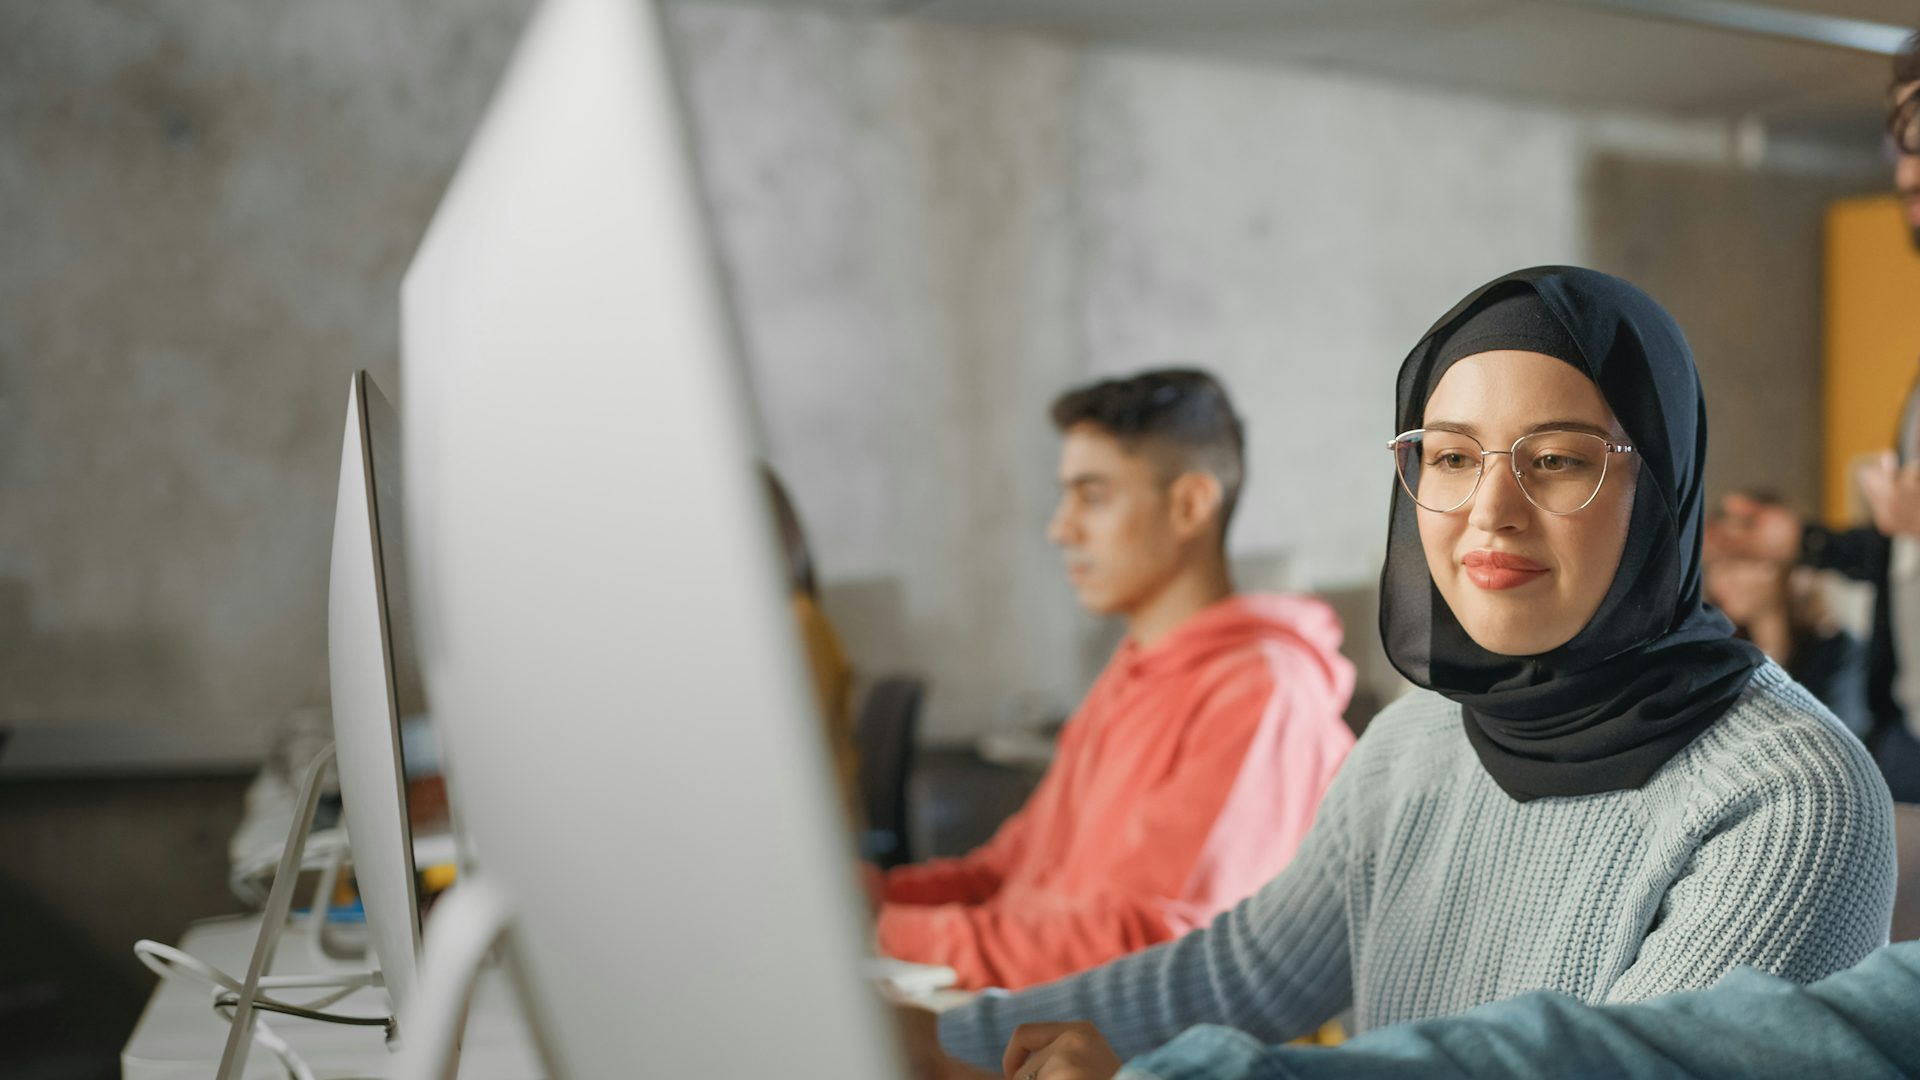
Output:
[329,370,423,1020]
[398,0,897,1075]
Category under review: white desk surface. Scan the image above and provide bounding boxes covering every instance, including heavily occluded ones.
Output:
[122,913,543,1079]
[975,728,1058,771]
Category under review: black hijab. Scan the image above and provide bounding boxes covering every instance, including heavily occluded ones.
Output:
[1380,266,1765,802]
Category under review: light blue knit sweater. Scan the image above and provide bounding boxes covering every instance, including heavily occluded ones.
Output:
[940,663,1897,1068]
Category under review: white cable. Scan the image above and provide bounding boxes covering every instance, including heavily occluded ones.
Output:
[244,1013,318,1080]
[134,937,386,1078]
[135,938,382,1004]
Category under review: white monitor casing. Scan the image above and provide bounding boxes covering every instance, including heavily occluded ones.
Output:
[328,369,425,1023]
[397,0,898,1075]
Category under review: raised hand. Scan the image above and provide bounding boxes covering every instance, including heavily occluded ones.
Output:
[1858,451,1920,538]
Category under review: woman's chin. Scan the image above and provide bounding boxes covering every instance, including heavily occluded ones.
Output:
[1455,616,1576,658]
[1438,579,1590,658]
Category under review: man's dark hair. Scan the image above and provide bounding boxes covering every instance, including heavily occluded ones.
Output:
[1050,367,1246,537]
[1897,29,1920,89]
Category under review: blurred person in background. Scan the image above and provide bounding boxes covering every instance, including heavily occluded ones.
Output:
[763,465,862,818]
[873,368,1356,992]
[1703,491,1870,738]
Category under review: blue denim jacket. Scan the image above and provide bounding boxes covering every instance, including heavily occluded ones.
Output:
[1121,941,1920,1080]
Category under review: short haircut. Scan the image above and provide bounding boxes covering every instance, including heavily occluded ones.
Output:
[1049,367,1246,537]
[1898,29,1920,88]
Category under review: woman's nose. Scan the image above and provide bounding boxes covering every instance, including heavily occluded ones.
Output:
[1467,455,1531,532]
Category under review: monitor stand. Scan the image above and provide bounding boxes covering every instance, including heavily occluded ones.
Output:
[393,876,559,1080]
[216,743,388,1079]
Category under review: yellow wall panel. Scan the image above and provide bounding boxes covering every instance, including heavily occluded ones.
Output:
[1824,195,1920,526]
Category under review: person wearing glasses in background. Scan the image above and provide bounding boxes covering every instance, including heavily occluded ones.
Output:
[1708,30,1920,802]
[897,266,1897,1080]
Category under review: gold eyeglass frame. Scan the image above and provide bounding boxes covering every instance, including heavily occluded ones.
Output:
[1387,428,1637,516]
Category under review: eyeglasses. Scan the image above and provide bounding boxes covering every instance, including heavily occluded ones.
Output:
[1889,89,1920,157]
[1388,429,1637,516]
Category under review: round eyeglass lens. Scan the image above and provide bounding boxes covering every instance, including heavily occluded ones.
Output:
[1511,430,1612,514]
[1393,430,1483,513]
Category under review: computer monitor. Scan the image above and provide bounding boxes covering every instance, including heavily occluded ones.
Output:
[327,369,429,1021]
[212,370,444,1080]
[396,0,898,1075]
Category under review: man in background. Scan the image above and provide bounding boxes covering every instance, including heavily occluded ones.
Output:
[874,368,1355,991]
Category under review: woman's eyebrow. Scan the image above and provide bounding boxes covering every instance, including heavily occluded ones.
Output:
[1527,420,1616,438]
[1423,419,1617,438]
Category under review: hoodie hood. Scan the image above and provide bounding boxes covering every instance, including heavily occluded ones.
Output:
[1116,593,1355,701]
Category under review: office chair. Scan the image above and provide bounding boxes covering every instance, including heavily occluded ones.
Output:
[855,675,925,870]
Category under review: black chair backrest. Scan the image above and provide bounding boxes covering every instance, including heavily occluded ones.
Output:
[854,675,925,868]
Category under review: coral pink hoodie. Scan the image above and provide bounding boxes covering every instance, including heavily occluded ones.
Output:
[876,594,1356,990]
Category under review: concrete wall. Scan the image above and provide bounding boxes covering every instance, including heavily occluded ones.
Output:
[673,9,1091,738]
[674,4,1871,739]
[0,0,1871,750]
[0,0,536,739]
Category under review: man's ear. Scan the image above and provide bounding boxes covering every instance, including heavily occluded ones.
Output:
[1168,471,1224,543]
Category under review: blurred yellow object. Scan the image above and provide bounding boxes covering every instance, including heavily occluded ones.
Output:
[420,862,458,893]
[793,592,860,820]
[1290,1019,1345,1046]
[1823,195,1920,526]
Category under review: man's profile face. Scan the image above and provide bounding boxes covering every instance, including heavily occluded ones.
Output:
[1045,424,1185,617]
[1895,80,1920,250]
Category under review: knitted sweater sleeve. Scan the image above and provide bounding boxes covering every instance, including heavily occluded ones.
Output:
[1602,719,1897,1002]
[935,744,1363,1069]
[1118,944,1920,1080]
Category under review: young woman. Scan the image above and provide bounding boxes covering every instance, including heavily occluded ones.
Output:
[920,267,1898,1080]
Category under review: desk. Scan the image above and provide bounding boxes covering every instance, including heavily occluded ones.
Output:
[974,728,1057,772]
[123,914,542,1079]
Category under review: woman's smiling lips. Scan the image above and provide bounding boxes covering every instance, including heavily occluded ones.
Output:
[1462,549,1550,590]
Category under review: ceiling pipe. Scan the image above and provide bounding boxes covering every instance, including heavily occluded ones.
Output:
[1551,0,1909,56]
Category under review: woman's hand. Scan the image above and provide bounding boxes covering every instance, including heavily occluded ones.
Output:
[1000,1021,1125,1080]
